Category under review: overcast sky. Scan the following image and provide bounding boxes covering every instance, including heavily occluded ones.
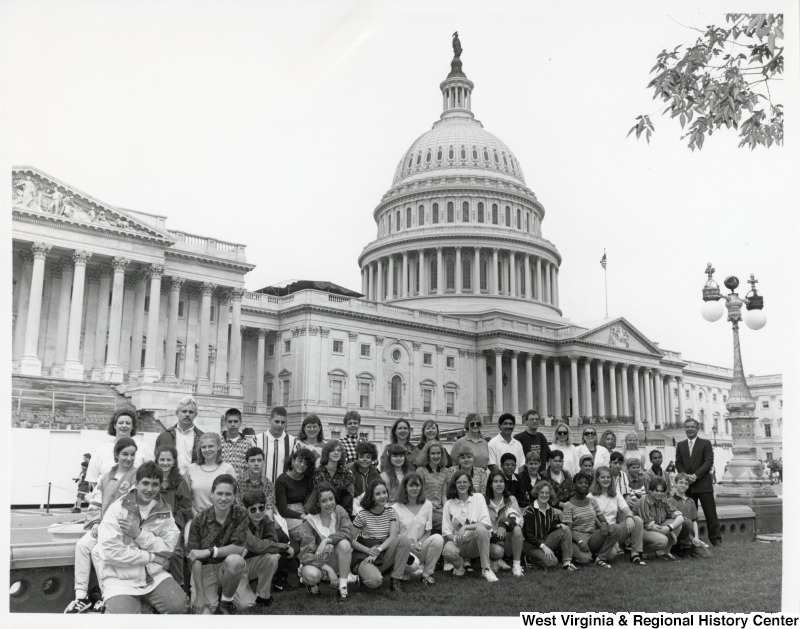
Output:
[4,0,800,619]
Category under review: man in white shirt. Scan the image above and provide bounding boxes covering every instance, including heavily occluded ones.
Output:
[257,407,296,484]
[488,413,525,474]
[155,396,204,475]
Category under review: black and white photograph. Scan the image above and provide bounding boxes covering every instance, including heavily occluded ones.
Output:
[4,0,798,624]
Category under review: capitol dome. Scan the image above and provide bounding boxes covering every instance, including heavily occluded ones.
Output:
[358,36,564,323]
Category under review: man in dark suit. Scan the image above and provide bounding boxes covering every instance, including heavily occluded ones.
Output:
[675,418,721,546]
[155,396,204,475]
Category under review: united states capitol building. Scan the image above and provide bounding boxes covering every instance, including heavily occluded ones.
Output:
[10,42,782,490]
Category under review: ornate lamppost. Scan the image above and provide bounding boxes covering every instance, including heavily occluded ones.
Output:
[700,264,781,532]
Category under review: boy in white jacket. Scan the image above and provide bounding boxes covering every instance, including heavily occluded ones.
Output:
[95,461,189,614]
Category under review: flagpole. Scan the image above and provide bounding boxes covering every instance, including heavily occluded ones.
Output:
[604,264,608,318]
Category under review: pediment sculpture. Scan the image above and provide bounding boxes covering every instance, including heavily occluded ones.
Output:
[608,324,631,348]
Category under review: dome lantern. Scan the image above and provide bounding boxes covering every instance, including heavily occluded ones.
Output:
[440,31,475,121]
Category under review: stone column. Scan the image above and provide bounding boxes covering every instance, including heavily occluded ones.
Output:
[387,256,394,299]
[620,364,630,418]
[361,268,367,296]
[402,252,409,298]
[102,258,130,382]
[569,355,580,419]
[194,283,212,390]
[596,360,606,419]
[553,360,562,420]
[161,276,184,382]
[665,375,674,425]
[455,247,462,295]
[535,257,542,300]
[524,254,531,299]
[608,362,618,417]
[677,376,685,423]
[524,353,534,411]
[256,328,267,413]
[228,289,244,395]
[492,249,500,296]
[51,256,74,376]
[376,259,384,302]
[544,261,551,305]
[436,247,443,295]
[141,264,165,382]
[583,359,592,417]
[631,366,641,426]
[20,243,52,375]
[654,370,664,427]
[367,262,375,300]
[510,351,519,415]
[12,250,34,366]
[539,355,548,417]
[90,265,113,379]
[63,250,92,380]
[549,265,556,305]
[477,350,488,415]
[509,251,517,297]
[494,347,504,415]
[473,247,481,294]
[128,270,148,379]
[418,250,426,296]
[642,368,653,430]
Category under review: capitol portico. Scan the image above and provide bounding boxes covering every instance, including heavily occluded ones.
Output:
[10,40,782,465]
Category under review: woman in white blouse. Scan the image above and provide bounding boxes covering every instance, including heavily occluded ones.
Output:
[441,470,498,583]
[575,427,611,470]
[589,466,646,566]
[394,473,444,585]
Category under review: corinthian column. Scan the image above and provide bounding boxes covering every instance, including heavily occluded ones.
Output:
[553,360,562,420]
[128,270,148,380]
[102,257,130,382]
[140,263,165,383]
[13,250,34,366]
[20,242,52,376]
[643,368,653,430]
[51,256,74,376]
[510,351,519,415]
[228,288,244,395]
[256,328,267,413]
[64,250,92,380]
[539,355,548,418]
[195,281,215,393]
[608,362,618,417]
[596,360,606,419]
[494,348,504,415]
[90,265,113,380]
[569,355,580,419]
[162,275,185,382]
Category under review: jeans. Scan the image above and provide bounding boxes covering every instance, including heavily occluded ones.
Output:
[405,534,444,577]
[523,528,574,567]
[105,577,189,614]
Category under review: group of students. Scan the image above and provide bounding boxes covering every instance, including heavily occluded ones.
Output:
[64,399,711,615]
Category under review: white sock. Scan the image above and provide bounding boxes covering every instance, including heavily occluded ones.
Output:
[513,560,521,569]
[220,594,234,602]
[339,578,348,589]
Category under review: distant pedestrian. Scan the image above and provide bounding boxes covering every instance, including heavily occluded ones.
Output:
[72,453,91,513]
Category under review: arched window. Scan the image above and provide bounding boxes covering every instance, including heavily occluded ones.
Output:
[426,150,432,163]
[416,152,421,165]
[477,202,484,223]
[447,202,454,223]
[391,375,402,411]
[446,256,455,290]
[483,148,489,162]
[492,204,498,225]
[436,148,443,161]
[448,146,454,160]
[502,153,508,167]
[432,203,439,224]
[462,257,472,290]
[430,258,438,292]
[387,214,392,234]
[396,210,401,231]
[407,156,412,168]
[516,208,521,229]
[505,206,511,226]
[526,212,531,233]
[472,147,478,160]
[418,205,425,226]
[462,201,469,222]
[493,150,499,163]
[460,146,466,160]
[406,207,411,228]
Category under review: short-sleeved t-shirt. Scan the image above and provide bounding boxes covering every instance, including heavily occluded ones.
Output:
[562,498,601,534]
[352,507,397,541]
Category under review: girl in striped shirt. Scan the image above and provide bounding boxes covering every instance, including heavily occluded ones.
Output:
[350,480,412,592]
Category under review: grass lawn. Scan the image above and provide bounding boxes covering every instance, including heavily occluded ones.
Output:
[244,540,781,616]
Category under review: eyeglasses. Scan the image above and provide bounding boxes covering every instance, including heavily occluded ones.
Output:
[556,430,568,435]
[584,431,596,436]
[248,505,267,513]
[469,422,482,428]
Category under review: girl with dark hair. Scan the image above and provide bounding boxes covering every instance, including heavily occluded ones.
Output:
[347,441,381,503]
[379,419,419,470]
[85,410,153,488]
[296,414,326,463]
[414,420,452,467]
[299,483,358,601]
[394,473,443,585]
[441,470,497,582]
[485,471,524,577]
[155,445,193,586]
[414,441,449,533]
[314,440,355,516]
[350,480,412,592]
[275,448,316,541]
[380,443,413,504]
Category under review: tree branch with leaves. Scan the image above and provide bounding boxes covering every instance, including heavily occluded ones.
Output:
[629,13,783,150]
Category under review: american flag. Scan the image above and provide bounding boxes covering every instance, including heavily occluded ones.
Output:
[600,252,607,269]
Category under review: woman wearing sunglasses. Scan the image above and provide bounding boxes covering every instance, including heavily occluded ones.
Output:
[576,427,610,470]
[449,413,491,469]
[552,422,579,477]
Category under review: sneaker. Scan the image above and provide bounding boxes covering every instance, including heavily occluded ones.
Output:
[64,598,92,614]
[91,599,106,614]
[70,507,81,514]
[482,568,499,583]
[495,559,512,571]
[216,600,237,615]
[255,596,273,608]
[512,564,524,578]
[443,562,454,572]
[337,586,348,603]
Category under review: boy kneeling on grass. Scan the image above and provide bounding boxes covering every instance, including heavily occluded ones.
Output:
[670,473,711,559]
[95,461,189,614]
